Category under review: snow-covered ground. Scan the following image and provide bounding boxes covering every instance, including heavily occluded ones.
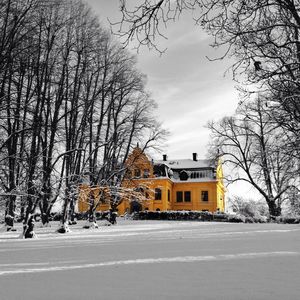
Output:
[0,220,300,299]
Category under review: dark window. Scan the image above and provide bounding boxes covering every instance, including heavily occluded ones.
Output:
[143,169,149,178]
[168,189,170,202]
[179,171,189,181]
[134,169,141,177]
[201,191,209,202]
[153,165,166,177]
[184,191,191,202]
[176,191,183,202]
[155,188,162,200]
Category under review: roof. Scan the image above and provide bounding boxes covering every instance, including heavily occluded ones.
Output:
[171,178,217,183]
[154,159,215,170]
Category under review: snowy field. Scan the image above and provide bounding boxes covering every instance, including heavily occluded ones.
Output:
[0,220,300,300]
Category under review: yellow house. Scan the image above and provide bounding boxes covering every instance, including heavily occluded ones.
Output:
[78,147,225,214]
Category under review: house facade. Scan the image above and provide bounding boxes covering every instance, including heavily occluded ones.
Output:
[78,147,225,215]
[121,147,225,214]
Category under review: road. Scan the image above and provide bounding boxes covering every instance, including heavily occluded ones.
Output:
[0,220,299,300]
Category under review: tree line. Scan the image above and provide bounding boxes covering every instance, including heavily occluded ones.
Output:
[115,0,300,217]
[0,0,165,234]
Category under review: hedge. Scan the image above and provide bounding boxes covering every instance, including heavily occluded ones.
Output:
[132,210,248,223]
[131,211,300,224]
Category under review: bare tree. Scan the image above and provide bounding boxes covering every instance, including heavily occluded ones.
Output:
[208,98,298,217]
[114,0,300,126]
[0,0,39,230]
[113,0,200,52]
[81,47,167,226]
[0,0,167,236]
[114,0,300,78]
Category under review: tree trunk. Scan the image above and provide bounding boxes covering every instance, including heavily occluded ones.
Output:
[268,200,281,218]
[5,195,15,230]
[57,192,71,234]
[39,202,49,226]
[88,189,96,224]
[68,196,77,225]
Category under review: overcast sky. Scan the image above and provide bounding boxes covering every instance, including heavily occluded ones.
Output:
[84,1,255,198]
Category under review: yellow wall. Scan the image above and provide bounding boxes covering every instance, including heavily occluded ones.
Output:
[171,181,218,212]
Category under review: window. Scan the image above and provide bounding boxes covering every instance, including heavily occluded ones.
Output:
[176,191,191,202]
[155,188,162,200]
[201,191,209,202]
[191,170,213,179]
[179,171,189,181]
[168,189,171,202]
[143,169,150,178]
[184,191,191,202]
[134,169,141,177]
[176,191,183,202]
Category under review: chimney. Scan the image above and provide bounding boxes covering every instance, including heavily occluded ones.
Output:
[163,154,168,161]
[192,153,198,161]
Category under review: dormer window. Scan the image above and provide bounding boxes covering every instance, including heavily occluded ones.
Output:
[190,170,213,179]
[179,170,189,181]
[153,164,166,177]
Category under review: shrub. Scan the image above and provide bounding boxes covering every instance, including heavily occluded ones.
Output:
[130,210,300,223]
[212,212,227,222]
[244,216,254,223]
[225,214,245,223]
[132,210,250,223]
[275,216,300,224]
[253,215,267,223]
[228,196,268,219]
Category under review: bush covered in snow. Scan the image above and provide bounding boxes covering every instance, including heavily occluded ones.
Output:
[227,196,268,220]
[135,210,213,221]
[131,210,276,223]
[274,216,300,224]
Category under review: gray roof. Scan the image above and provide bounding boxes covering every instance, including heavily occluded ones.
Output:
[154,159,214,170]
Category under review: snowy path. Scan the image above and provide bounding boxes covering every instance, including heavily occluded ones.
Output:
[0,220,299,299]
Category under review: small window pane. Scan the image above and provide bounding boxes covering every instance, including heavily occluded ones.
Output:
[184,191,191,202]
[201,191,208,201]
[155,188,162,200]
[176,191,183,202]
